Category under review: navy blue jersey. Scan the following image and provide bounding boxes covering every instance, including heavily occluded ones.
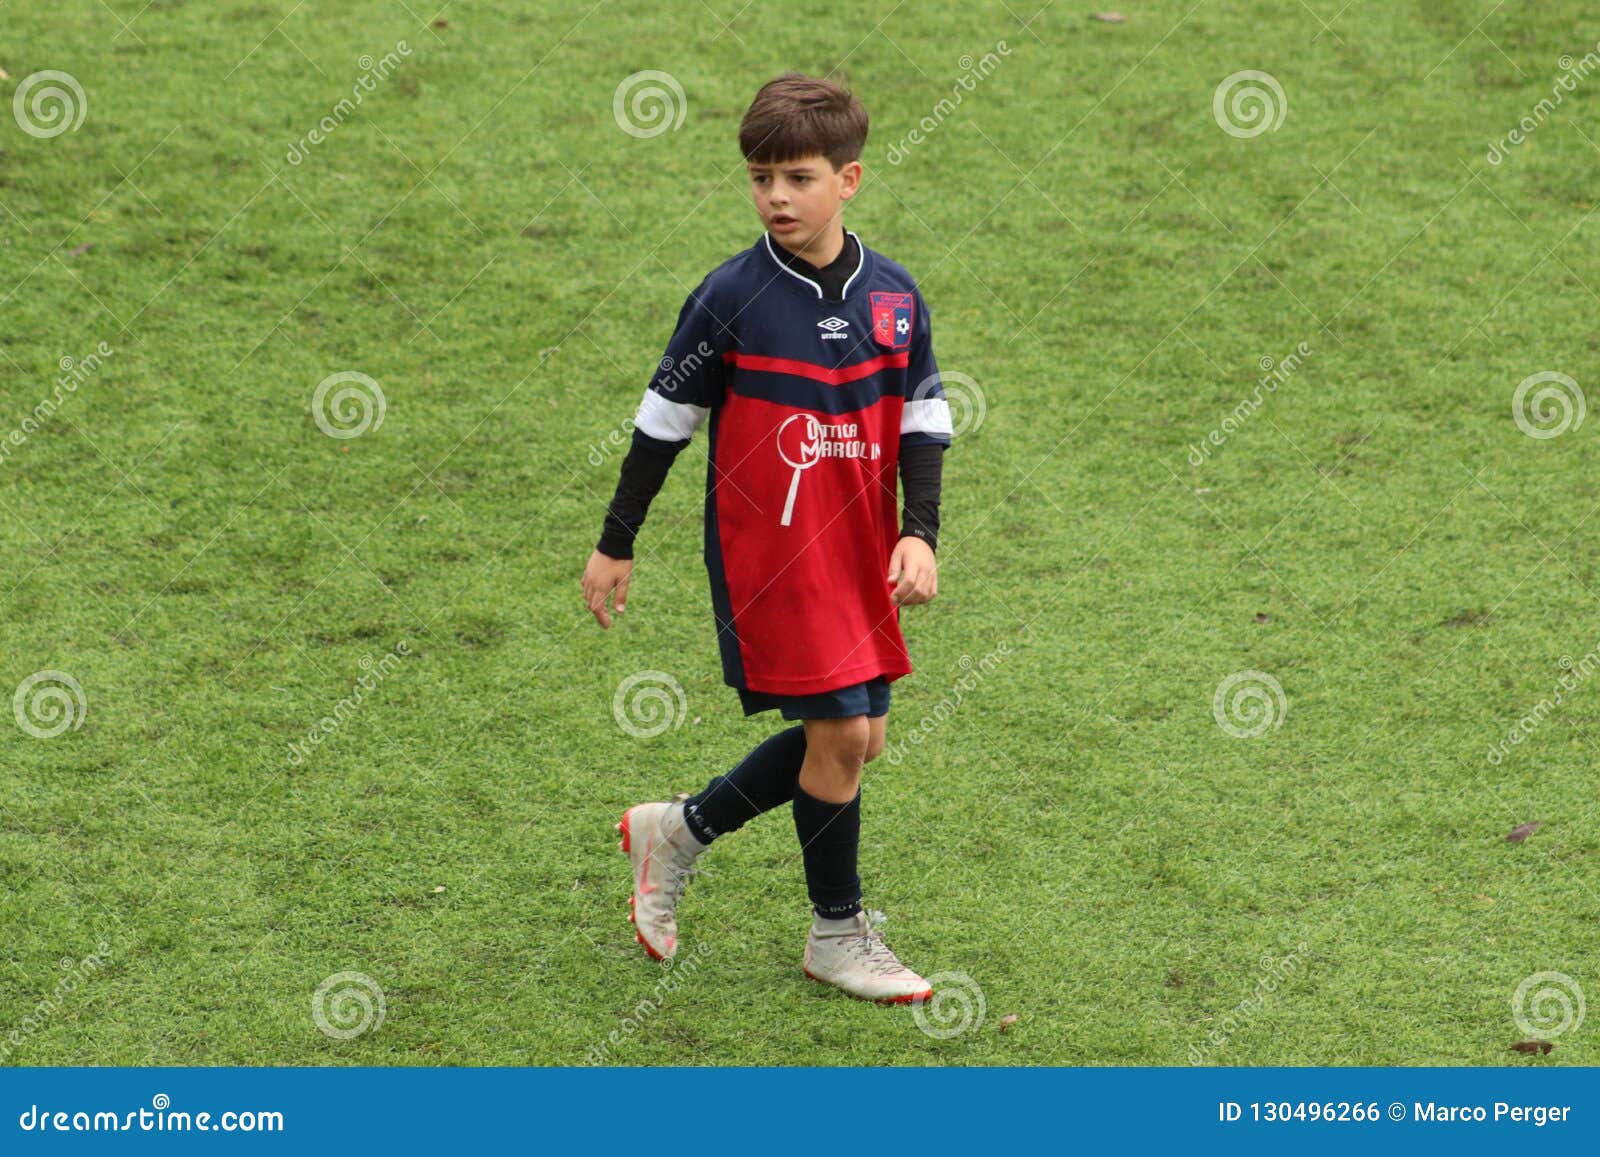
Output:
[631,231,954,695]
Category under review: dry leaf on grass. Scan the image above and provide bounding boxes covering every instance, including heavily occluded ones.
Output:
[1506,821,1541,843]
[1510,1040,1553,1056]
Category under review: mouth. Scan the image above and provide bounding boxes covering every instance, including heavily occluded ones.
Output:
[770,215,799,229]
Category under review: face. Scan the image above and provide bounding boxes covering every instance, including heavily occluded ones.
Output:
[747,154,861,246]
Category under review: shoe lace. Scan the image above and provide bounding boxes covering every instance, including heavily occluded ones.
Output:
[851,910,906,976]
[661,855,701,903]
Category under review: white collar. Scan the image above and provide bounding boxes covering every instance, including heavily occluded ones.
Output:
[762,229,866,300]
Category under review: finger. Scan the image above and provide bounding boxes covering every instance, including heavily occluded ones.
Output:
[886,545,904,583]
[586,583,613,630]
[891,570,917,606]
[614,572,631,616]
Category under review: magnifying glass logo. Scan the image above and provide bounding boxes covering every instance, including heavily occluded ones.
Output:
[776,413,823,526]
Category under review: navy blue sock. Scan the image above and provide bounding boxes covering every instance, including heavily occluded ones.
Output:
[792,783,862,919]
[681,726,807,844]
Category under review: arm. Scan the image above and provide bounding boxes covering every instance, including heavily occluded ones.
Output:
[583,278,728,628]
[889,286,954,608]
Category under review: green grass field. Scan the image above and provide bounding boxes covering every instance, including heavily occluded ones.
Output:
[2,0,1597,1066]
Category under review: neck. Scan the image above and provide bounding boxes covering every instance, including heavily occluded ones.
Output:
[772,221,846,267]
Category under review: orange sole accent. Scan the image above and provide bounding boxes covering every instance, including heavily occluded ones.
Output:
[803,968,933,1005]
[620,808,671,961]
[636,931,666,962]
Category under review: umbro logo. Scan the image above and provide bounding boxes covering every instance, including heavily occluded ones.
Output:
[817,316,850,341]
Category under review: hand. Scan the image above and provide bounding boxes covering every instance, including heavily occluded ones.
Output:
[887,536,938,607]
[582,549,633,629]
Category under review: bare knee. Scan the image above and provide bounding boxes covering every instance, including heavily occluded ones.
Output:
[800,716,870,802]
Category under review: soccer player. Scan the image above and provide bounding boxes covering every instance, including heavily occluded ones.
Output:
[581,72,954,1003]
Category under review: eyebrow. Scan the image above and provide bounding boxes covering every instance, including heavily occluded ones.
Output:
[748,164,817,174]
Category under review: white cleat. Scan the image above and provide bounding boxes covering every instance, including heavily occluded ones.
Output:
[617,801,705,961]
[803,910,933,1004]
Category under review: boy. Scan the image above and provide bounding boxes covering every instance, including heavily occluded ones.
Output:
[580,73,953,1003]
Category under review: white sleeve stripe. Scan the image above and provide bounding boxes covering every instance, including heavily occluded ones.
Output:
[900,396,954,438]
[635,388,710,442]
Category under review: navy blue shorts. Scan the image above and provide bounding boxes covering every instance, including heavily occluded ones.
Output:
[738,677,891,721]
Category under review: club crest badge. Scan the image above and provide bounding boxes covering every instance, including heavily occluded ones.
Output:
[870,291,914,350]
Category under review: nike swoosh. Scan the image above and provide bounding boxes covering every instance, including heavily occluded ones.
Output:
[637,836,659,895]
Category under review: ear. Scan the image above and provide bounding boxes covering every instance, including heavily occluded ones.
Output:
[838,160,863,201]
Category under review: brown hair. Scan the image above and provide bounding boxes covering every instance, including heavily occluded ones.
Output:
[739,72,868,170]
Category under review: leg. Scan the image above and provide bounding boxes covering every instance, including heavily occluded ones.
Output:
[797,715,870,803]
[795,709,929,1002]
[793,715,868,918]
[680,725,807,844]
